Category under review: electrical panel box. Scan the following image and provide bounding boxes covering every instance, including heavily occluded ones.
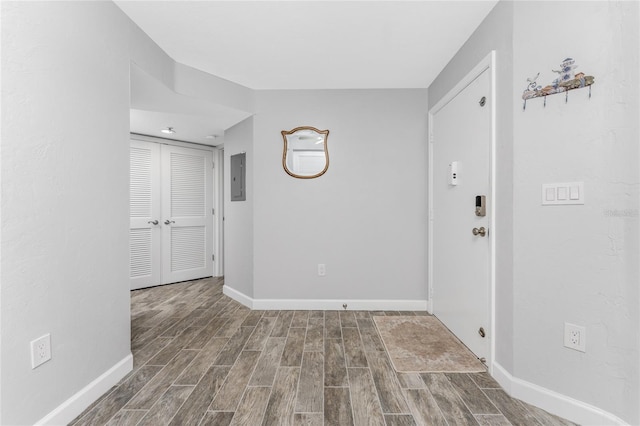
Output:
[231,153,246,202]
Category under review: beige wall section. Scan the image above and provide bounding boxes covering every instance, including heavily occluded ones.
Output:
[1,2,132,424]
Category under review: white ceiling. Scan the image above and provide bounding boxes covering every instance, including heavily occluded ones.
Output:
[117,1,499,143]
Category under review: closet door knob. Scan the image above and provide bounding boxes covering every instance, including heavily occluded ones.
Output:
[164,220,175,225]
[472,227,486,237]
[148,220,159,225]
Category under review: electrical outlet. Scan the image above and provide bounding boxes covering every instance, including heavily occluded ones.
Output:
[31,333,52,369]
[564,323,586,352]
[317,264,326,277]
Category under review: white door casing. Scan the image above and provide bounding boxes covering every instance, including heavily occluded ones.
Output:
[129,139,214,289]
[428,52,496,367]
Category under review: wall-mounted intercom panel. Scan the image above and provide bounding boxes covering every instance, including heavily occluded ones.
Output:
[475,195,486,217]
[449,161,458,186]
[231,153,246,202]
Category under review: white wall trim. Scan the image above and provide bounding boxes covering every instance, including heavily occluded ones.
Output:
[492,362,629,426]
[130,132,220,151]
[223,285,255,308]
[35,354,133,426]
[213,146,224,277]
[223,285,428,311]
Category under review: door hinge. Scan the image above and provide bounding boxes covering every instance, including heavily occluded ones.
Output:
[212,254,215,261]
[212,208,215,215]
[429,133,434,144]
[429,209,434,221]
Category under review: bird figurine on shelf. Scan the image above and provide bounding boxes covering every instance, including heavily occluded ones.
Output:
[551,57,578,88]
[526,72,541,91]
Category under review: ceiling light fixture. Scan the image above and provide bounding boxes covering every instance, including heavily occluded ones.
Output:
[161,127,176,134]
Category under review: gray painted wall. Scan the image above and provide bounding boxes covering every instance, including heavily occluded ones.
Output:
[0,2,256,423]
[223,89,429,303]
[512,2,639,423]
[429,1,639,423]
[2,0,637,423]
[224,118,255,298]
[251,89,428,301]
[1,2,131,424]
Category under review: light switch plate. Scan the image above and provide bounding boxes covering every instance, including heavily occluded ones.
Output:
[542,182,584,205]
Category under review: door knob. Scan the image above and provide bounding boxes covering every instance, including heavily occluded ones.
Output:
[148,220,159,225]
[164,220,175,225]
[472,227,486,237]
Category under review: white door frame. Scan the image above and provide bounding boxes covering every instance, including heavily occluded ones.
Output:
[427,51,496,373]
[130,133,224,278]
[213,146,224,277]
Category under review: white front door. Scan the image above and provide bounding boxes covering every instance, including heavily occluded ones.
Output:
[430,59,493,362]
[129,140,214,289]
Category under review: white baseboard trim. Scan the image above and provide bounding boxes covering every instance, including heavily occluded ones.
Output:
[223,285,428,311]
[35,353,133,426]
[223,285,254,308]
[492,362,629,426]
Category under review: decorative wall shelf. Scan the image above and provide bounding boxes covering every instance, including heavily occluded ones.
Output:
[522,58,595,110]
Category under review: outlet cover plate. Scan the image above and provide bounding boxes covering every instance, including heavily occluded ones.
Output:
[31,333,52,369]
[564,323,586,352]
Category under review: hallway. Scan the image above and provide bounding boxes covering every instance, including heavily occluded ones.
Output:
[71,278,573,425]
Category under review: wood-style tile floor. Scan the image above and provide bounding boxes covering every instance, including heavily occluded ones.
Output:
[71,277,574,426]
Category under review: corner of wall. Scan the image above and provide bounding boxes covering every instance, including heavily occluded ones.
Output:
[223,117,255,300]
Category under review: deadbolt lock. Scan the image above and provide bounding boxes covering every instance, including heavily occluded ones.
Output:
[475,195,486,217]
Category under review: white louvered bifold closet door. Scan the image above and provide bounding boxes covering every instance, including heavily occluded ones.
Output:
[161,144,213,284]
[130,140,213,290]
[130,140,162,290]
